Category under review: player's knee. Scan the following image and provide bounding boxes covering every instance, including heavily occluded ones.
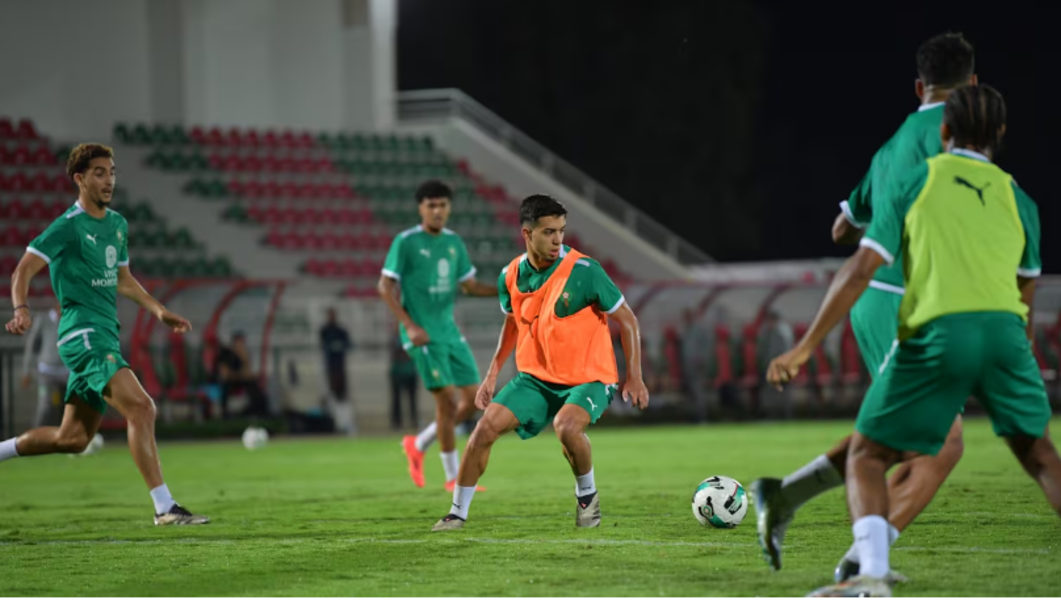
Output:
[468,421,500,449]
[57,430,91,454]
[938,432,964,470]
[551,415,583,443]
[848,433,894,466]
[126,392,157,424]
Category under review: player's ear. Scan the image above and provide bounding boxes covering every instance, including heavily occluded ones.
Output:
[915,79,925,102]
[940,122,952,147]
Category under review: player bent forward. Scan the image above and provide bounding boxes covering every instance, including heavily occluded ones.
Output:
[432,194,649,531]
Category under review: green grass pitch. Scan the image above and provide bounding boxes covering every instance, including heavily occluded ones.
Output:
[0,418,1058,596]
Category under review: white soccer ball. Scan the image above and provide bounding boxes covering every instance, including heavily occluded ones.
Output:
[241,426,269,450]
[691,475,748,529]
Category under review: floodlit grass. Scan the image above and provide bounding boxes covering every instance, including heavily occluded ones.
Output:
[1,418,1058,596]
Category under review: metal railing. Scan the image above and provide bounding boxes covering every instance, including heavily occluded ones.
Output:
[397,88,713,266]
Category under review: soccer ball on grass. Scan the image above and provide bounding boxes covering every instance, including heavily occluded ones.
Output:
[241,426,269,450]
[691,475,747,529]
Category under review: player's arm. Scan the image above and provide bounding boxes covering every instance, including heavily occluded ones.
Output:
[377,275,428,346]
[459,277,498,297]
[116,267,191,333]
[610,302,649,409]
[767,247,882,389]
[832,211,864,245]
[475,313,518,410]
[1014,183,1042,344]
[6,252,48,335]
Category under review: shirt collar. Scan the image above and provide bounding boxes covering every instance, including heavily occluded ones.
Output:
[950,148,991,163]
[918,101,945,112]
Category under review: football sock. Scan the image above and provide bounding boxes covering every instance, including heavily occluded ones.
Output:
[852,515,890,578]
[842,522,899,564]
[150,484,176,514]
[781,454,843,508]
[575,468,597,498]
[0,438,19,462]
[451,485,476,520]
[441,451,460,482]
[415,422,437,453]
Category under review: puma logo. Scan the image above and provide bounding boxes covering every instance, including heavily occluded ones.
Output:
[954,176,990,205]
[586,397,597,411]
[85,234,97,244]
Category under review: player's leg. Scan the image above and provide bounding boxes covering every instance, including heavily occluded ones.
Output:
[555,381,614,528]
[103,367,208,525]
[432,373,548,531]
[0,394,100,460]
[439,340,484,491]
[811,316,976,597]
[835,416,963,582]
[753,289,899,570]
[400,343,454,487]
[977,317,1061,516]
[432,400,521,531]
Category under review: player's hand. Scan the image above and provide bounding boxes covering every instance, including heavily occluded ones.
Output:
[621,377,650,410]
[158,309,192,334]
[6,310,31,335]
[406,323,430,347]
[766,345,812,391]
[20,374,32,390]
[475,378,496,410]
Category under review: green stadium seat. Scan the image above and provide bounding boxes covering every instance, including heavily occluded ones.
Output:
[208,257,234,278]
[132,124,152,145]
[205,180,228,199]
[183,179,206,196]
[169,125,190,145]
[222,204,249,223]
[150,124,171,145]
[113,123,132,144]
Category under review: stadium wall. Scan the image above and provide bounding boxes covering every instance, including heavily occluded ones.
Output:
[0,0,396,141]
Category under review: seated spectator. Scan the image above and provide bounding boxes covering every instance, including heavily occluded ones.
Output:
[213,331,270,418]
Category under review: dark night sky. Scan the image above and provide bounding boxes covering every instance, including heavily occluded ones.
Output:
[398,1,1058,269]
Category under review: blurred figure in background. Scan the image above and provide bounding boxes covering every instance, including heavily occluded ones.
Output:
[389,323,419,431]
[21,304,67,427]
[319,308,355,434]
[758,310,794,419]
[213,331,270,418]
[679,308,712,423]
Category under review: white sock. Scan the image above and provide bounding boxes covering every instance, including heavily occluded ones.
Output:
[780,454,843,508]
[843,523,900,563]
[451,485,477,520]
[415,422,437,452]
[575,468,597,497]
[441,450,460,482]
[0,438,19,462]
[852,515,890,578]
[149,484,176,514]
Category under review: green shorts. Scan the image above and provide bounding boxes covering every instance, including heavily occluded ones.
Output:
[850,285,903,375]
[856,312,1050,455]
[494,372,616,440]
[56,328,130,414]
[407,339,481,391]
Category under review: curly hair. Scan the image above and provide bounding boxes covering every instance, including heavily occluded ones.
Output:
[66,143,114,182]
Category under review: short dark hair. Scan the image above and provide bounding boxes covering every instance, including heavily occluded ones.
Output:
[66,143,114,182]
[916,33,975,88]
[944,84,1006,153]
[415,180,453,203]
[519,194,568,227]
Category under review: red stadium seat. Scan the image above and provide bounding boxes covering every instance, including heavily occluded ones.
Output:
[0,118,14,139]
[206,127,225,146]
[263,130,280,146]
[226,128,242,147]
[16,119,39,141]
[243,155,262,173]
[189,126,207,144]
[739,323,759,388]
[263,206,282,224]
[31,146,54,166]
[839,319,862,384]
[26,198,48,220]
[712,325,734,386]
[0,255,18,273]
[11,145,30,166]
[50,199,67,218]
[50,174,70,194]
[0,146,12,166]
[243,130,261,147]
[6,198,27,220]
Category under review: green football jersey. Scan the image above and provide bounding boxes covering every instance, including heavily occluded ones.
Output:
[862,150,1041,340]
[842,103,945,291]
[498,245,625,317]
[27,202,130,341]
[382,225,476,347]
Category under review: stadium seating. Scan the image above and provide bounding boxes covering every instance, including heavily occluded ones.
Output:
[120,121,631,293]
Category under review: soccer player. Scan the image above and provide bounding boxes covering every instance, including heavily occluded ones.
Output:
[0,144,209,526]
[431,194,649,531]
[380,180,497,491]
[752,32,977,578]
[767,85,1061,597]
